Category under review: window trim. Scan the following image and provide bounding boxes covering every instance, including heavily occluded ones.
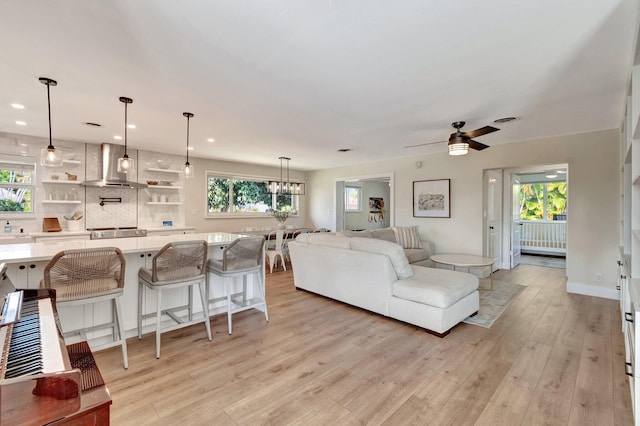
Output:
[0,154,36,218]
[204,170,301,218]
[344,185,362,212]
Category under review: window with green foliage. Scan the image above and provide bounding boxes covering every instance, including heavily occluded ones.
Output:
[0,156,35,214]
[206,172,298,216]
[519,182,567,220]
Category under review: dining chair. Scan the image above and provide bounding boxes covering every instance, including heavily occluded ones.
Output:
[265,230,287,273]
[138,240,211,359]
[41,247,128,369]
[206,236,268,334]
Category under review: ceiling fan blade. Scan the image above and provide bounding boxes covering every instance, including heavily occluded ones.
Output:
[464,125,499,139]
[404,140,446,148]
[468,139,490,151]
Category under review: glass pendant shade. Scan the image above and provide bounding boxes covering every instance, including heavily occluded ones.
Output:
[39,77,63,166]
[117,97,134,173]
[40,146,63,166]
[183,112,195,179]
[117,154,134,173]
[184,162,194,178]
[448,142,469,156]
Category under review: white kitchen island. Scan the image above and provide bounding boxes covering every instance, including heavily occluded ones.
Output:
[1,232,262,350]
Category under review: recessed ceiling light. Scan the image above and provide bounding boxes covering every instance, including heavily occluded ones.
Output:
[15,121,26,126]
[207,138,215,142]
[187,146,194,151]
[337,148,352,152]
[127,124,136,129]
[557,169,567,174]
[11,103,24,110]
[493,117,518,123]
[84,122,102,127]
[114,135,122,140]
[545,172,558,179]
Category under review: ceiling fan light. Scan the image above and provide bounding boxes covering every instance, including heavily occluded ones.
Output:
[448,142,469,156]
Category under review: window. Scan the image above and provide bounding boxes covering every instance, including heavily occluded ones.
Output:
[344,186,361,212]
[519,182,567,220]
[0,155,35,215]
[206,172,298,216]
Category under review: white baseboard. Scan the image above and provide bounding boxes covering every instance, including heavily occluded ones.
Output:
[566,281,619,300]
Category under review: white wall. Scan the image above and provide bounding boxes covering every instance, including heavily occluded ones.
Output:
[307,129,620,299]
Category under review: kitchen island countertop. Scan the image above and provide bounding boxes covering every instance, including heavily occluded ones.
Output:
[0,232,242,263]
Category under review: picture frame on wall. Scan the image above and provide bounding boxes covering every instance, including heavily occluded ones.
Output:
[413,179,450,218]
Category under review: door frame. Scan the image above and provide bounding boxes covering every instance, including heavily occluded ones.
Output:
[483,169,503,271]
[333,172,395,232]
[501,163,568,269]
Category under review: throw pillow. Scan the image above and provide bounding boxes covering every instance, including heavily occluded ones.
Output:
[392,226,423,249]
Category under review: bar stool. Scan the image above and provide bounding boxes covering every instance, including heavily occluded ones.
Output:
[206,236,268,334]
[41,247,128,369]
[138,240,211,358]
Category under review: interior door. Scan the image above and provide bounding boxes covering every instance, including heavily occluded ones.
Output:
[485,170,502,272]
[511,175,522,268]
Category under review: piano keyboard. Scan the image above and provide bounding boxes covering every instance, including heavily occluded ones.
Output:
[0,298,66,379]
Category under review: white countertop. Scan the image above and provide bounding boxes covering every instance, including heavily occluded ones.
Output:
[0,232,241,263]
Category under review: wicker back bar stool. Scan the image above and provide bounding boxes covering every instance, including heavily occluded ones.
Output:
[206,236,268,334]
[41,247,128,369]
[138,240,212,358]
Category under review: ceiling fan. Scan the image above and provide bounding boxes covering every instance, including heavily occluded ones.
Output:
[405,121,500,155]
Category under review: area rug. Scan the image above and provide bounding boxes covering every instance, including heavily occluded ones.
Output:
[463,281,526,328]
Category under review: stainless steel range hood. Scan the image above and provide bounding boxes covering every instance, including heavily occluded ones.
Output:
[82,143,147,188]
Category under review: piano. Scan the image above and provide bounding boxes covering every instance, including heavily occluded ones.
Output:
[0,287,112,425]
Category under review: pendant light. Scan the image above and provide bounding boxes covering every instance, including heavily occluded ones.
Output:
[117,97,134,173]
[267,156,305,195]
[183,112,194,179]
[39,77,63,166]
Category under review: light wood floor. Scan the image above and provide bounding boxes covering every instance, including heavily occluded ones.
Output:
[94,264,633,425]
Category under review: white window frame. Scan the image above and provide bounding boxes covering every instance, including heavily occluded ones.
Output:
[344,185,362,212]
[205,170,301,218]
[0,154,36,218]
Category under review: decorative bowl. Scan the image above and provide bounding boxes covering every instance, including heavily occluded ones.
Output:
[157,160,170,169]
[147,180,158,185]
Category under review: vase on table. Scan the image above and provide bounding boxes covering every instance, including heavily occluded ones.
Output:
[277,221,286,230]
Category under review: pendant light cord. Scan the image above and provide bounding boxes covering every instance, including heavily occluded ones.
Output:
[124,101,128,156]
[46,82,53,149]
[186,115,190,164]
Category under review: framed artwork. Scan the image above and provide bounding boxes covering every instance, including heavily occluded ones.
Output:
[413,179,450,218]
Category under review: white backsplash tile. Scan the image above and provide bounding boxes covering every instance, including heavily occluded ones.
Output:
[86,187,138,229]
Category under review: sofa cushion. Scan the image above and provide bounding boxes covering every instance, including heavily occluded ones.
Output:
[296,233,353,249]
[337,230,373,238]
[404,248,430,264]
[392,266,478,309]
[392,226,423,249]
[349,237,413,279]
[370,228,396,243]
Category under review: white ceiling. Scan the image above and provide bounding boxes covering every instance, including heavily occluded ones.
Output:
[1,1,638,171]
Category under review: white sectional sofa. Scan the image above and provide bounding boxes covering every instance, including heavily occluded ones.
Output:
[288,233,479,337]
